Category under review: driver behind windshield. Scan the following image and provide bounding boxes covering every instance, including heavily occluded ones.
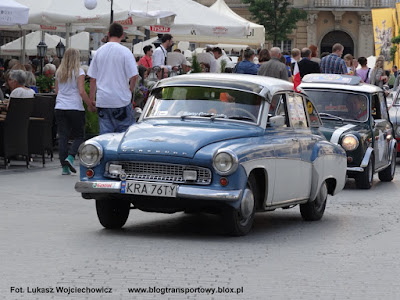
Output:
[348,94,367,121]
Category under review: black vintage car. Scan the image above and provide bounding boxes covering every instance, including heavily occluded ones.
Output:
[301,74,397,189]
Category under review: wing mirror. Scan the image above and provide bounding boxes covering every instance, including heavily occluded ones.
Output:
[269,115,286,127]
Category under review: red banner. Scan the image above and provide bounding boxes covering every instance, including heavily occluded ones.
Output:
[150,25,171,33]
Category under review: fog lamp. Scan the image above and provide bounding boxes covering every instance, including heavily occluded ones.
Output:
[183,170,197,181]
[109,164,123,175]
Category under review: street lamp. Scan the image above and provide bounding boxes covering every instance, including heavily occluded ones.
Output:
[37,41,48,75]
[56,40,65,59]
[84,0,114,24]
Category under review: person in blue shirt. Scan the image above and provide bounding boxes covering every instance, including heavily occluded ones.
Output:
[233,48,259,75]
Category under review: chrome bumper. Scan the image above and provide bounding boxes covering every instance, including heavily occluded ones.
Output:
[75,181,242,202]
[347,167,364,172]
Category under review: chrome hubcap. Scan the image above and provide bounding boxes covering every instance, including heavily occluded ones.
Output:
[240,188,254,220]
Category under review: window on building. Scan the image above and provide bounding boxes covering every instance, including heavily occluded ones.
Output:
[273,40,293,53]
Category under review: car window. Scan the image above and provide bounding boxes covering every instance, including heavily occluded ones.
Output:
[306,98,322,127]
[371,94,381,119]
[267,93,288,127]
[378,92,389,121]
[146,86,263,123]
[304,90,368,122]
[287,93,308,128]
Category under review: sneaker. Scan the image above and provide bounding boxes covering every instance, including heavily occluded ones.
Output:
[65,155,76,173]
[62,166,71,175]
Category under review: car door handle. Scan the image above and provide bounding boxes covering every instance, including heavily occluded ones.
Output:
[292,138,299,142]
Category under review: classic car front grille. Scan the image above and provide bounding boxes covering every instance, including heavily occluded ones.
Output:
[105,161,212,185]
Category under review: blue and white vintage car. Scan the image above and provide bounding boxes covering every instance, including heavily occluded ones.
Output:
[75,74,347,236]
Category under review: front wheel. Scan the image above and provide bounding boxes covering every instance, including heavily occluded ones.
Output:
[300,181,328,221]
[355,155,374,189]
[222,177,256,236]
[378,148,397,182]
[96,197,130,229]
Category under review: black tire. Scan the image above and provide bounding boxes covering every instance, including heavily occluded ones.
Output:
[222,176,256,236]
[96,197,130,229]
[300,181,327,221]
[355,155,374,189]
[378,148,397,182]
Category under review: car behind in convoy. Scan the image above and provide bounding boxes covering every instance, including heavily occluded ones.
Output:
[301,74,397,189]
[389,88,400,155]
[75,73,347,235]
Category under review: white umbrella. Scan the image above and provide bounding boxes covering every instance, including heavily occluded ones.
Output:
[0,0,29,26]
[137,0,248,41]
[13,0,175,47]
[133,37,157,56]
[209,0,265,46]
[0,30,64,56]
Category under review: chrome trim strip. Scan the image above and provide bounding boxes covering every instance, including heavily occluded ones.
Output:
[374,164,391,173]
[177,186,242,201]
[347,167,364,172]
[360,147,374,167]
[330,124,357,144]
[75,181,242,202]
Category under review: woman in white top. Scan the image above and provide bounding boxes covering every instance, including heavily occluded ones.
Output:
[8,69,35,102]
[55,48,95,175]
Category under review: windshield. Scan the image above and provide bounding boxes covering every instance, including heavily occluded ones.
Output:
[304,90,368,122]
[144,86,263,123]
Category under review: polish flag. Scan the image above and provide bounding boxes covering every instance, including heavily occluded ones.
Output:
[293,61,301,92]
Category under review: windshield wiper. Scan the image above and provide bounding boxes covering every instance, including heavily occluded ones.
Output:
[319,112,344,122]
[181,113,227,120]
[227,115,255,122]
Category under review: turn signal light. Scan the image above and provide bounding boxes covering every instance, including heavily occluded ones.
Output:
[220,177,229,186]
[86,169,94,178]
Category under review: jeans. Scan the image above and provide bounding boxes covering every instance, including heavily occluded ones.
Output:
[55,109,85,165]
[97,104,135,134]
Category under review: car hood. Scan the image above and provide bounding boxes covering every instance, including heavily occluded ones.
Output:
[319,120,369,143]
[118,120,261,158]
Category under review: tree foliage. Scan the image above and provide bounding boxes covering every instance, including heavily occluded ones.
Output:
[242,0,307,45]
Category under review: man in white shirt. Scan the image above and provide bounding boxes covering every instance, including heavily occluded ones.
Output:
[212,47,234,73]
[88,23,138,134]
[167,49,189,74]
[196,47,217,73]
[152,34,174,68]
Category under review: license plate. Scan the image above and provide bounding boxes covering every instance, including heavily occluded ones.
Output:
[121,181,177,197]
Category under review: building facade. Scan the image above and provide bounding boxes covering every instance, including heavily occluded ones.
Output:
[197,0,400,57]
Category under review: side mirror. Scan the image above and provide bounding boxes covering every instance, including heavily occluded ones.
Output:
[134,107,142,121]
[269,115,286,127]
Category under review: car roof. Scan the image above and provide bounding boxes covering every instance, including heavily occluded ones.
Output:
[152,73,294,100]
[300,74,383,94]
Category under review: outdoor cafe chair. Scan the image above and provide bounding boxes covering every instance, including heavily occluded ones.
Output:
[0,97,34,169]
[29,94,56,166]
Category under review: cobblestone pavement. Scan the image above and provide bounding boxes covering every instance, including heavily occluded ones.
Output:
[1,159,400,299]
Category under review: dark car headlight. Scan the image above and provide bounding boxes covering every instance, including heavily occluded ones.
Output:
[341,134,359,151]
[78,141,103,168]
[213,149,238,175]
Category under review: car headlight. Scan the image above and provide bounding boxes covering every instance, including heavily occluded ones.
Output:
[78,141,103,168]
[341,134,359,151]
[213,149,238,175]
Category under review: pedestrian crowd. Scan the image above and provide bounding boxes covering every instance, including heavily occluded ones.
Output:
[1,23,398,175]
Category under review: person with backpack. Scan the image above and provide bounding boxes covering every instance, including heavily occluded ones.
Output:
[356,57,371,84]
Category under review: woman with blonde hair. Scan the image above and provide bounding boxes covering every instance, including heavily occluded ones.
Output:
[344,54,355,75]
[370,55,388,87]
[55,48,95,175]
